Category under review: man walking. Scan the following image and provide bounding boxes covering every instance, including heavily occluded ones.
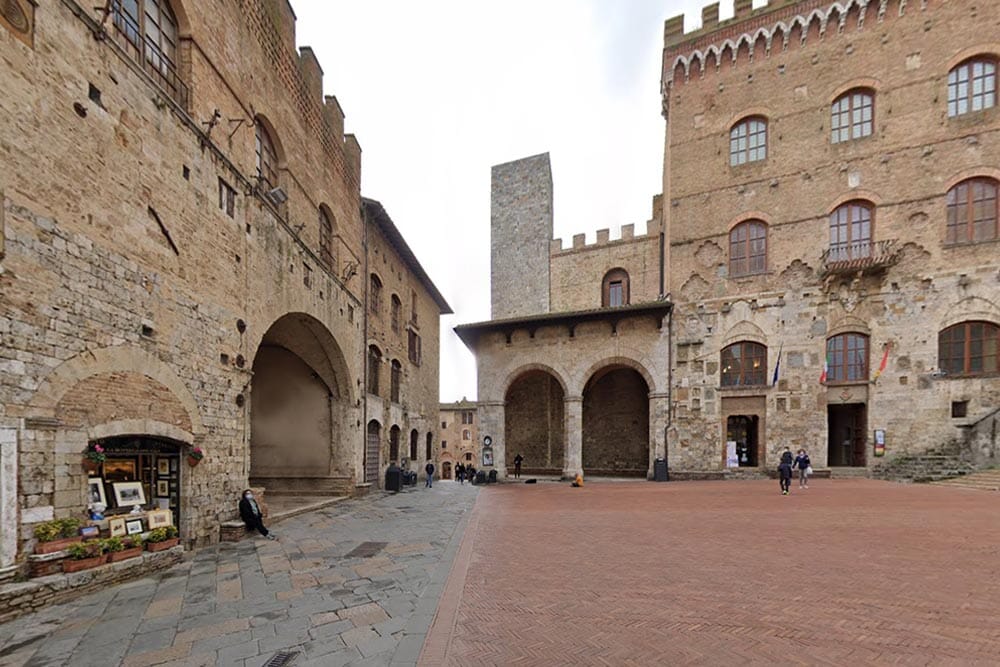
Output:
[513,453,524,479]
[425,460,435,488]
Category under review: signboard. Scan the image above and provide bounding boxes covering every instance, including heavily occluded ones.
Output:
[873,429,886,457]
[482,447,494,467]
[725,441,739,468]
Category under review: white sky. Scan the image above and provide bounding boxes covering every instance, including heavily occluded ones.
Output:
[294,1,751,401]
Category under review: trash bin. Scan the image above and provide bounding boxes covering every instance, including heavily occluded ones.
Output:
[475,470,487,485]
[385,464,402,492]
[653,458,668,482]
[488,469,498,483]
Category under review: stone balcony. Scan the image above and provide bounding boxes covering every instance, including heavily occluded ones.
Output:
[821,239,901,276]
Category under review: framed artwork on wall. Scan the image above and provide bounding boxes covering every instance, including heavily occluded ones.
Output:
[112,481,146,507]
[103,459,137,482]
[156,480,169,497]
[87,477,107,507]
[157,459,170,476]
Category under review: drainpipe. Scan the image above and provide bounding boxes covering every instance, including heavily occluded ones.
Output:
[361,202,369,485]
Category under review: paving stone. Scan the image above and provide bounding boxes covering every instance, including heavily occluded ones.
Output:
[357,634,397,659]
[127,627,176,653]
[214,638,260,663]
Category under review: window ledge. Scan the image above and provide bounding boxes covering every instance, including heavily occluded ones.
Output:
[942,237,1000,249]
[718,384,771,393]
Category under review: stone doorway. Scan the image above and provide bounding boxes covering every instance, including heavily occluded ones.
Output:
[721,396,767,469]
[365,421,381,485]
[442,461,452,480]
[582,367,649,476]
[504,370,565,475]
[828,403,867,467]
[726,415,760,467]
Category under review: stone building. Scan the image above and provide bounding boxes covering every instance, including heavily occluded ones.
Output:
[0,0,447,577]
[459,0,999,480]
[438,399,480,479]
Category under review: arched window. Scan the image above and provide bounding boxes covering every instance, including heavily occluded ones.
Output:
[391,295,402,333]
[829,201,873,262]
[369,274,382,314]
[319,207,335,270]
[948,57,997,117]
[410,429,419,461]
[110,0,186,105]
[426,433,433,461]
[465,453,473,462]
[826,333,869,383]
[255,120,279,190]
[831,89,874,143]
[390,360,402,403]
[939,321,1000,377]
[720,342,767,387]
[367,345,381,395]
[946,178,998,244]
[729,220,767,277]
[462,429,470,441]
[729,117,767,166]
[389,426,400,463]
[602,268,630,307]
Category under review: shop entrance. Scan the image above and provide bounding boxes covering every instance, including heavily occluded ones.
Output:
[88,436,183,530]
[828,403,867,467]
[726,415,760,467]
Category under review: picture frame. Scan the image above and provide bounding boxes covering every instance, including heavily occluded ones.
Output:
[170,459,177,473]
[148,509,173,529]
[79,525,100,539]
[156,480,169,497]
[157,459,170,476]
[109,517,127,537]
[482,448,494,467]
[87,477,107,507]
[112,481,146,507]
[125,519,144,535]
[103,459,137,482]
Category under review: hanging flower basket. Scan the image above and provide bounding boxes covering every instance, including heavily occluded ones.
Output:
[83,443,106,473]
[186,446,205,467]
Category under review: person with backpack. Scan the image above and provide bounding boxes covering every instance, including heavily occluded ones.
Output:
[425,461,435,488]
[794,449,812,489]
[456,462,465,484]
[778,448,794,495]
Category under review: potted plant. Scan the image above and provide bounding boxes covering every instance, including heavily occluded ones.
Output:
[83,443,106,474]
[186,447,204,467]
[145,525,180,552]
[33,517,83,554]
[103,535,144,562]
[62,541,105,573]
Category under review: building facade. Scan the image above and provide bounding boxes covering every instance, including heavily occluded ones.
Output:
[438,400,480,479]
[460,0,1000,480]
[0,0,446,577]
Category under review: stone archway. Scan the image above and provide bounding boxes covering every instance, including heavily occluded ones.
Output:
[582,366,649,476]
[504,370,565,475]
[250,313,352,495]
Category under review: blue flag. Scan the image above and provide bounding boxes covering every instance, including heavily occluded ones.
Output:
[772,342,783,386]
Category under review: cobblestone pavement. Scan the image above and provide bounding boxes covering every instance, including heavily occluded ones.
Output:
[0,482,478,667]
[422,479,1000,665]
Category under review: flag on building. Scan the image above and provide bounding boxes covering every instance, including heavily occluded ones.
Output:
[872,343,891,382]
[819,354,829,384]
[772,342,783,386]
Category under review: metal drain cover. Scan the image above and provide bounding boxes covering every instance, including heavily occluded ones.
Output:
[345,541,387,558]
[262,650,299,666]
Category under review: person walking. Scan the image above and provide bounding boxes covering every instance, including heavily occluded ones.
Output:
[794,448,812,489]
[778,448,794,495]
[456,462,465,485]
[513,453,524,479]
[239,489,276,540]
[425,461,435,488]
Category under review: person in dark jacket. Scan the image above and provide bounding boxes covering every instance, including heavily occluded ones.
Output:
[456,462,466,484]
[239,489,275,540]
[793,449,812,489]
[513,454,524,479]
[425,461,435,488]
[778,448,794,495]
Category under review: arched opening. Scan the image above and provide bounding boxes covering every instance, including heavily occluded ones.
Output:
[426,432,433,461]
[602,268,630,307]
[583,367,649,476]
[504,370,565,475]
[389,425,401,464]
[409,429,419,461]
[365,421,381,484]
[442,461,452,480]
[250,313,351,494]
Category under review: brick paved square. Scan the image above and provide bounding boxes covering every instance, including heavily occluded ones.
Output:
[423,480,1000,665]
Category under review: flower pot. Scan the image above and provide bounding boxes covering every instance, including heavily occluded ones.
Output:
[107,546,143,562]
[146,537,180,552]
[34,537,82,555]
[82,459,101,474]
[62,554,105,573]
[186,456,201,467]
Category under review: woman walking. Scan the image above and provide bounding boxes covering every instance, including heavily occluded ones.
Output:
[778,448,793,495]
[794,449,812,489]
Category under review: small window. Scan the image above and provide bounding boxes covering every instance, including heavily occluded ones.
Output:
[441,440,447,449]
[389,426,400,463]
[730,117,767,166]
[391,295,402,334]
[302,263,312,289]
[410,289,418,325]
[939,321,1000,377]
[951,401,969,418]
[426,437,432,461]
[826,333,869,383]
[831,89,874,143]
[408,330,422,365]
[462,411,474,424]
[948,57,997,118]
[367,345,381,395]
[829,201,874,262]
[601,268,630,307]
[465,453,472,462]
[218,178,235,218]
[462,429,470,441]
[946,178,998,244]
[370,274,382,314]
[255,121,279,190]
[390,360,402,403]
[319,207,335,270]
[729,220,767,277]
[441,421,447,429]
[720,342,768,387]
[410,430,418,461]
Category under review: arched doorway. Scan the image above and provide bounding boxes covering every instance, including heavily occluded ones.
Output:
[250,313,351,493]
[389,425,400,463]
[504,370,565,475]
[442,461,452,479]
[365,421,381,484]
[583,367,649,476]
[409,429,419,462]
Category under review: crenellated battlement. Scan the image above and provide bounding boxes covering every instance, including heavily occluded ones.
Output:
[662,0,929,90]
[550,195,662,255]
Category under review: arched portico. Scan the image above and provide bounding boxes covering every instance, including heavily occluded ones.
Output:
[504,368,566,476]
[582,365,650,476]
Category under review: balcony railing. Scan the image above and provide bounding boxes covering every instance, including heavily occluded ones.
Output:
[821,239,900,275]
[110,8,189,109]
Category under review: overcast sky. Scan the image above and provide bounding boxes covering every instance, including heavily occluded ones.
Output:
[294,1,752,402]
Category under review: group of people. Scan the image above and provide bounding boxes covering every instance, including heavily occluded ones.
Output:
[454,462,479,484]
[777,448,812,495]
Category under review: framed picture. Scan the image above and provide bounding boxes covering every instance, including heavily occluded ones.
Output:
[157,459,170,476]
[103,459,136,482]
[482,448,494,467]
[109,517,127,537]
[148,509,173,528]
[112,481,146,507]
[87,477,107,506]
[125,519,144,535]
[79,525,100,539]
[170,459,177,472]
[156,480,169,497]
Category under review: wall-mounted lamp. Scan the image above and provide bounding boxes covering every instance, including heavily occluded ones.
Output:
[266,187,288,206]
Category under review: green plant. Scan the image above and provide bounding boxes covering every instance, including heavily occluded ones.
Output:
[33,520,61,542]
[66,542,101,560]
[102,536,125,553]
[84,443,106,463]
[187,447,204,461]
[57,517,82,538]
[145,525,178,543]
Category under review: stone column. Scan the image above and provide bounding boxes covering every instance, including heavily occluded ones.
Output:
[1,426,19,579]
[477,401,506,479]
[648,392,670,478]
[563,396,583,479]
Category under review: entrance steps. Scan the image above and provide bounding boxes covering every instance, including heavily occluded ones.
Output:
[930,468,1000,491]
[828,467,870,479]
[870,448,974,482]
